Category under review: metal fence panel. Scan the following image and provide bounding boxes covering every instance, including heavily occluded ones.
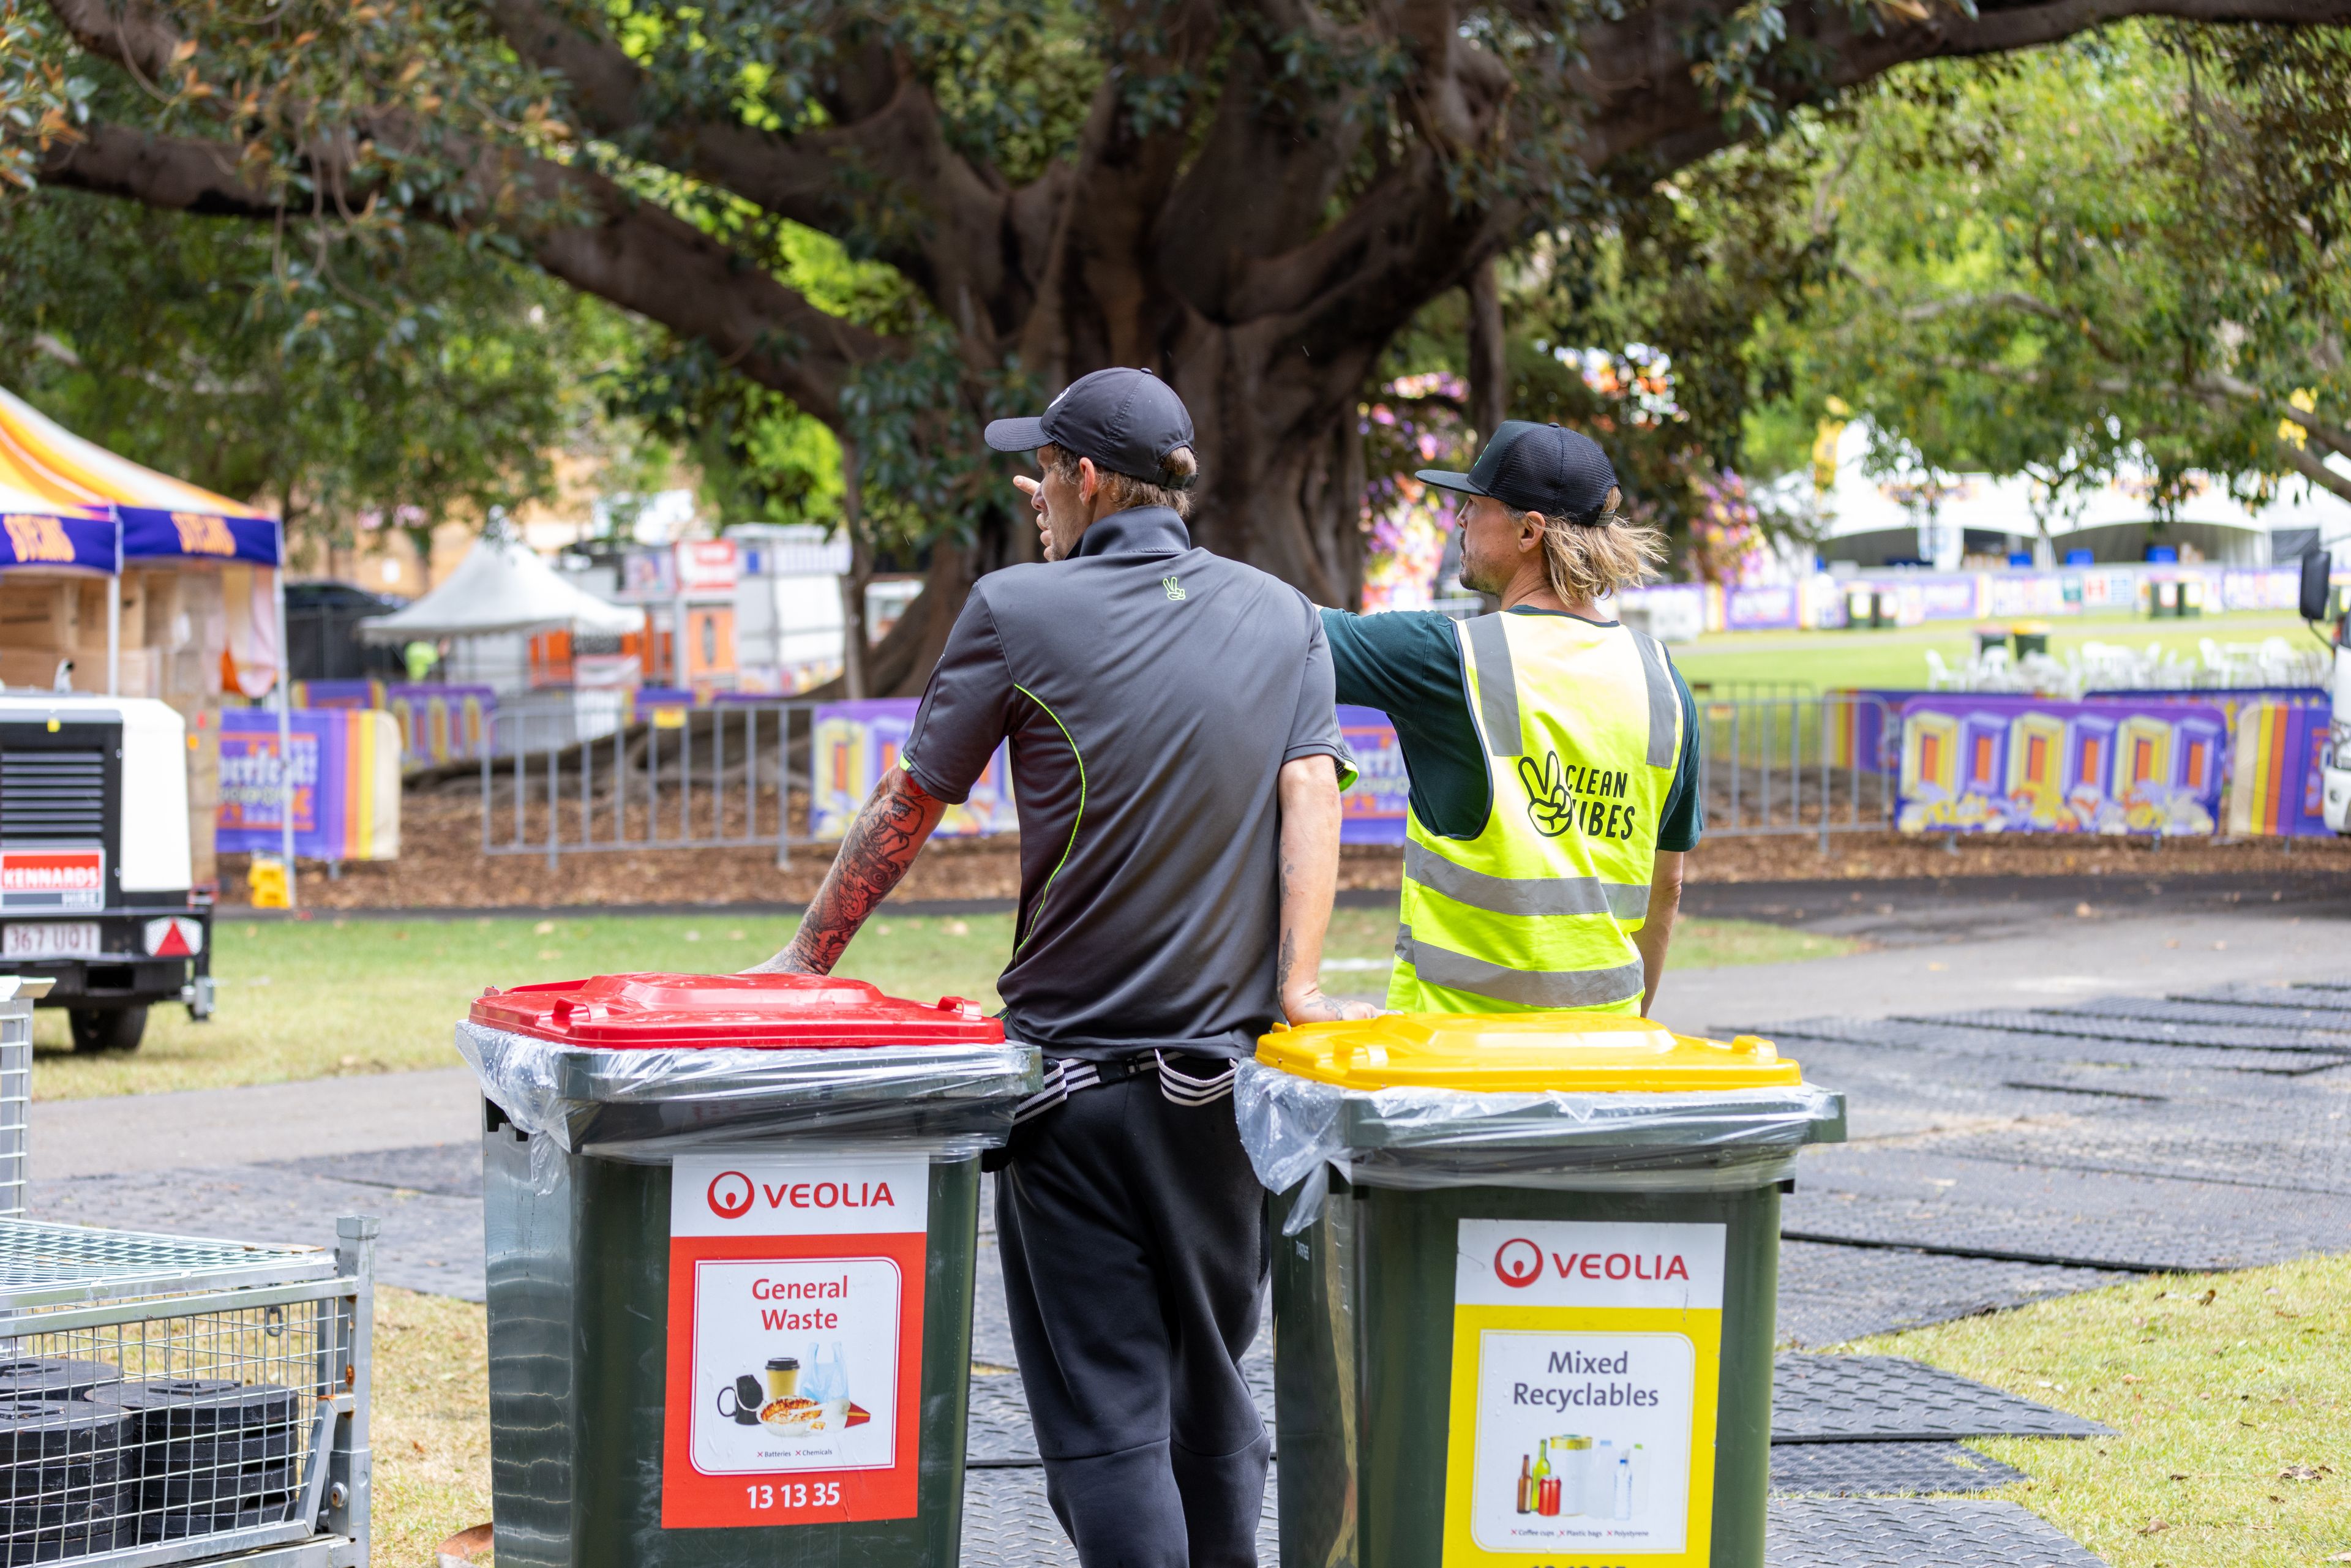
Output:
[480,702,819,866]
[478,693,1902,864]
[1693,692,1897,845]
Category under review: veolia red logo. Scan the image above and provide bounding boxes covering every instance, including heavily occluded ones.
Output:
[1493,1238,1544,1289]
[705,1171,755,1220]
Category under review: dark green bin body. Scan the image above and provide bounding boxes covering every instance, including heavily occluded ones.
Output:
[481,1101,980,1568]
[1272,1177,1782,1568]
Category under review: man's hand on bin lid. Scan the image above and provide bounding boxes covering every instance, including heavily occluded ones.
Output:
[1281,987,1385,1026]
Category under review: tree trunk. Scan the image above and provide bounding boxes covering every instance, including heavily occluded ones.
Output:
[1467,258,1508,451]
[838,438,871,700]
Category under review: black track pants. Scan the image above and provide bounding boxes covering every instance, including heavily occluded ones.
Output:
[994,1071,1270,1568]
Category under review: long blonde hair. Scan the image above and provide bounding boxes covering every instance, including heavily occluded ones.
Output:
[1540,487,1665,603]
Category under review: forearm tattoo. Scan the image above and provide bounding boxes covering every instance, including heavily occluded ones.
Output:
[782,771,936,973]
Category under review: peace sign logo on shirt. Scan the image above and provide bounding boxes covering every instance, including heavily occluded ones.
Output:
[1517,752,1574,838]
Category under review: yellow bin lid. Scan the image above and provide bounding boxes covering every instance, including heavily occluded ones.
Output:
[1257,1012,1800,1094]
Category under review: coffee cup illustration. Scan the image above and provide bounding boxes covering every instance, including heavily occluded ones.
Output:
[715,1373,765,1425]
[765,1356,800,1398]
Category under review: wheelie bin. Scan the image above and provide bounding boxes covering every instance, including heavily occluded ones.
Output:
[1237,1011,1844,1568]
[459,971,1040,1568]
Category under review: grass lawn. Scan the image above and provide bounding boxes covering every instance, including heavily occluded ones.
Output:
[1853,1251,2350,1567]
[373,1286,493,1568]
[28,906,1854,1100]
[1671,610,2316,694]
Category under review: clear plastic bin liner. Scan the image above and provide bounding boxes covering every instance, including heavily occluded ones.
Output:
[459,1019,1043,1163]
[1234,1060,1847,1233]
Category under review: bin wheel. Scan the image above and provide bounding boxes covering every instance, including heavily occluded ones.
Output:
[68,1007,146,1052]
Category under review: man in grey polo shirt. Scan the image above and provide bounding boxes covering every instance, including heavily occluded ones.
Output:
[755,367,1368,1566]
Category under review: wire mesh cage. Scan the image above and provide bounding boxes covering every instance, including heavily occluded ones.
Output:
[0,1218,373,1568]
[0,985,36,1221]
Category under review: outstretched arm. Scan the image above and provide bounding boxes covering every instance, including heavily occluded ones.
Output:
[750,766,947,975]
[1275,755,1379,1026]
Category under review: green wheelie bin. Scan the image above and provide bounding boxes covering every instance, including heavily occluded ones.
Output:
[1238,1011,1844,1568]
[460,971,1040,1568]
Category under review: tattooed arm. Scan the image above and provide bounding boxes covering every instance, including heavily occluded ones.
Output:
[749,767,948,975]
[1275,756,1377,1026]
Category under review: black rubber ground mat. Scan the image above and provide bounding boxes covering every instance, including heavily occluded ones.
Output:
[1768,1440,2027,1496]
[959,1461,1280,1566]
[1764,1497,2107,1567]
[2061,995,2351,1033]
[1751,1017,2343,1076]
[268,1142,483,1198]
[1918,1093,2351,1198]
[1772,1356,2108,1442]
[1782,1145,2351,1270]
[1774,1242,2124,1349]
[1899,1008,2351,1055]
[1758,1046,2137,1142]
[960,1469,2101,1566]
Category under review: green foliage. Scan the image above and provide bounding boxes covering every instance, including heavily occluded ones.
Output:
[0,187,643,552]
[1762,23,2351,513]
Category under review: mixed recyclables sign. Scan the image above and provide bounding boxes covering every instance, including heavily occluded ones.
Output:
[1448,1218,1725,1566]
[664,1153,928,1528]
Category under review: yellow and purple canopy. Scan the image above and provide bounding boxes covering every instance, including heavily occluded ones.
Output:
[0,388,280,567]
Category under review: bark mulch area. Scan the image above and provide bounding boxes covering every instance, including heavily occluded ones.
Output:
[217,788,2351,912]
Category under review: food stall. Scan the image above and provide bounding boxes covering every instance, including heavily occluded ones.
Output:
[0,388,294,900]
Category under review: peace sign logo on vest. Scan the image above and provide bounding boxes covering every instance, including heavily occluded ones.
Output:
[1516,751,1575,838]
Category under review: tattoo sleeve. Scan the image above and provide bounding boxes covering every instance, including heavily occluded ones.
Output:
[758,767,947,975]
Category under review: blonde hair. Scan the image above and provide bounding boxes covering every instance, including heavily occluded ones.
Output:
[1040,444,1198,520]
[1538,487,1665,604]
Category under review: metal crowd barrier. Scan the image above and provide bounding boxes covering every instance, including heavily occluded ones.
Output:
[1692,692,1899,848]
[478,694,1905,865]
[479,701,826,867]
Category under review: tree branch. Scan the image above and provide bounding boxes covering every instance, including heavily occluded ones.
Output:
[479,0,1018,327]
[38,122,890,420]
[2273,438,2351,505]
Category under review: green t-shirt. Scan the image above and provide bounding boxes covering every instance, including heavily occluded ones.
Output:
[1321,607,1704,850]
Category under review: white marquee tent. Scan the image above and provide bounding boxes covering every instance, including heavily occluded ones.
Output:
[359,536,645,642]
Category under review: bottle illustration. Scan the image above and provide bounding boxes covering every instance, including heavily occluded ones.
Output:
[1630,1444,1650,1514]
[1586,1439,1613,1517]
[1557,1435,1592,1516]
[1533,1440,1559,1517]
[1515,1453,1532,1515]
[1614,1453,1634,1520]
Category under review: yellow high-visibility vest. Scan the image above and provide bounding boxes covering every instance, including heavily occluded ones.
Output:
[1389,611,1684,1015]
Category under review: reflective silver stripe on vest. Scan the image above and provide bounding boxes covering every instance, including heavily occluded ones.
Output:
[1397,926,1647,1010]
[1629,629,1679,770]
[1465,615,1521,759]
[1404,841,1650,920]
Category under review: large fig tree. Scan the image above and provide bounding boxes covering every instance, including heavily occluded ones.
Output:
[21,0,2350,688]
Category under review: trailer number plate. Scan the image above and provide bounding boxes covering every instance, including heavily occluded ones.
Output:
[3,923,100,958]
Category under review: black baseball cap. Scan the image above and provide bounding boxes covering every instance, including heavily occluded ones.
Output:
[1417,421,1618,523]
[984,367,1195,486]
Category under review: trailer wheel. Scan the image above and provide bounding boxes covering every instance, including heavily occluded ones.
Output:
[68,1007,146,1052]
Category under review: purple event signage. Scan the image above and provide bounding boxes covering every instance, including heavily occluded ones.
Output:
[802,698,1414,845]
[1895,694,2227,836]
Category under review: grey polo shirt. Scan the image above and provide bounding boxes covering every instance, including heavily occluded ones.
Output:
[902,506,1352,1062]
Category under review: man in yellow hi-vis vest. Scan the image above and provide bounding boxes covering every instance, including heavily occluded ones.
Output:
[1324,421,1702,1016]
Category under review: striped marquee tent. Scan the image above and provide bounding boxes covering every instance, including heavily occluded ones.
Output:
[0,388,296,896]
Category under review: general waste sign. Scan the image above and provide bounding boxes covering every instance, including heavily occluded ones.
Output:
[0,849,103,911]
[663,1154,928,1528]
[1444,1218,1726,1567]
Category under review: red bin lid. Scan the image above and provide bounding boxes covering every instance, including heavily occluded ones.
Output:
[468,972,1003,1050]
